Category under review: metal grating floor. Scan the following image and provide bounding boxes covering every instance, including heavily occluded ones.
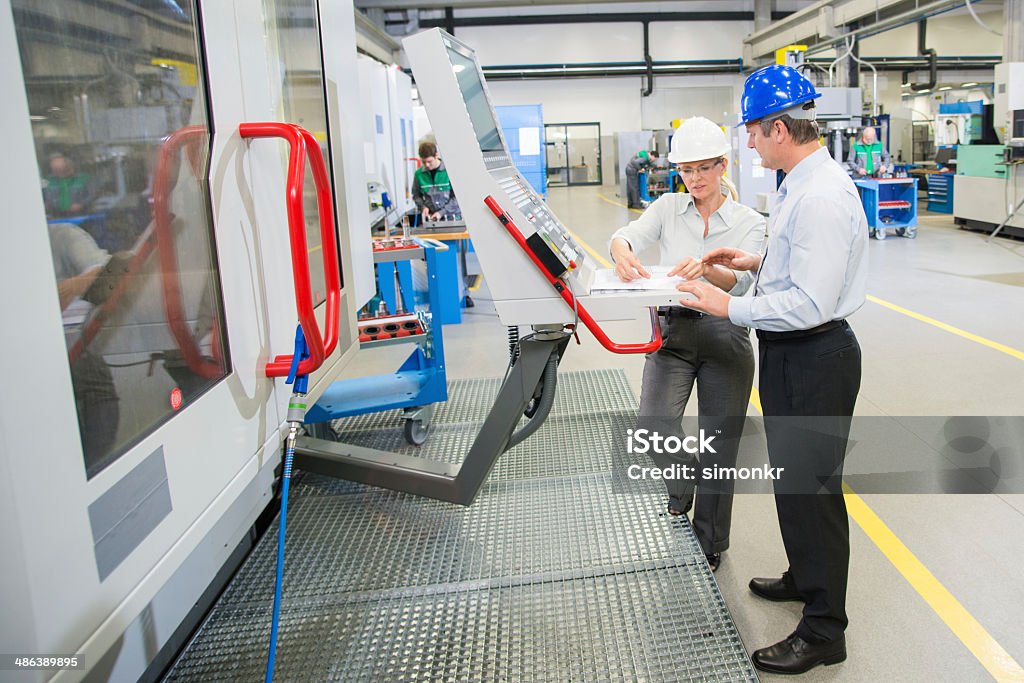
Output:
[165,369,758,682]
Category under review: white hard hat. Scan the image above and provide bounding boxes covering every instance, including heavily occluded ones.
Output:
[668,117,730,164]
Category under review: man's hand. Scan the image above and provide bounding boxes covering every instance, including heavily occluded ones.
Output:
[701,247,760,272]
[677,280,731,318]
[421,207,431,221]
[667,256,704,281]
[429,211,442,221]
[857,168,867,176]
[878,165,888,175]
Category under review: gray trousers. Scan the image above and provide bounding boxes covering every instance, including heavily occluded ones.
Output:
[639,313,754,554]
[625,168,640,208]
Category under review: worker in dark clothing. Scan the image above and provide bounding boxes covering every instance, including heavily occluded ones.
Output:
[625,150,659,209]
[412,141,460,222]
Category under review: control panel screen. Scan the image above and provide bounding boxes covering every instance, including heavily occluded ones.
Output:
[447,48,503,152]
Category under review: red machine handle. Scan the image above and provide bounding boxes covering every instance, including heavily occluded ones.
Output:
[239,122,341,377]
[152,125,223,379]
[405,156,422,169]
[483,195,662,354]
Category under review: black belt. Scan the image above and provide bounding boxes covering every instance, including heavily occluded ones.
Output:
[659,306,704,319]
[756,319,847,342]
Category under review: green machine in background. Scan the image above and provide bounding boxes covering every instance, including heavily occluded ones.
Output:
[956,145,1009,179]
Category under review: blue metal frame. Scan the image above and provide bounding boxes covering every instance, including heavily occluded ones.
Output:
[377,240,465,325]
[305,241,448,423]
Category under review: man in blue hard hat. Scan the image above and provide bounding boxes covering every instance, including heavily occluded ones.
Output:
[676,64,867,675]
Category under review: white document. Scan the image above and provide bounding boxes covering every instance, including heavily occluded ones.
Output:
[519,127,541,156]
[591,265,684,292]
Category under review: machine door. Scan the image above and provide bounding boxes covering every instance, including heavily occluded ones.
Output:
[0,0,366,676]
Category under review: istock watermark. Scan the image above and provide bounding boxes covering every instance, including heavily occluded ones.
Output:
[625,428,718,455]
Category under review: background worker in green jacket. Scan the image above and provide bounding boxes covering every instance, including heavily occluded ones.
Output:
[412,141,461,222]
[846,126,891,177]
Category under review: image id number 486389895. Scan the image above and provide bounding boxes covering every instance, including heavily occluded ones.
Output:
[2,655,84,670]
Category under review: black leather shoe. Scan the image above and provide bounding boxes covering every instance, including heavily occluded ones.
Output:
[749,572,802,602]
[752,633,846,675]
[705,552,721,572]
[667,495,692,516]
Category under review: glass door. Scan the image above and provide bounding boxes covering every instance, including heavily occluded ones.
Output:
[545,122,602,186]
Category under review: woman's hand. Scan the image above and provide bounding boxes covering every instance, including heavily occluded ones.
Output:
[668,256,704,281]
[611,238,650,281]
[702,247,760,272]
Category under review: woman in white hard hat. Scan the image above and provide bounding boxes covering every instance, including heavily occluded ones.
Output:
[609,116,765,571]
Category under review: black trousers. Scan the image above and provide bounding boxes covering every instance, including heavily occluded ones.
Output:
[758,321,861,644]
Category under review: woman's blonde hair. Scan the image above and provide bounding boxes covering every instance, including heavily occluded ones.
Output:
[720,172,738,201]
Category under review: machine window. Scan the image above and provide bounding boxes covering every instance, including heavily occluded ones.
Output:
[13,0,229,477]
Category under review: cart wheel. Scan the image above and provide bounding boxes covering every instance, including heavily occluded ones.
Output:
[875,227,887,240]
[404,418,429,446]
[895,227,906,237]
[906,228,917,239]
[464,294,475,308]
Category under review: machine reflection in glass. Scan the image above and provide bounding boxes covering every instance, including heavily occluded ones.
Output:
[14,0,229,477]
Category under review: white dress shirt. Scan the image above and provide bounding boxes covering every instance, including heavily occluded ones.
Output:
[728,146,868,332]
[610,192,766,296]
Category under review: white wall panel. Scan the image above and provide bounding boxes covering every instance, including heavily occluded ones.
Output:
[457,23,644,65]
[650,21,752,60]
[858,8,1004,57]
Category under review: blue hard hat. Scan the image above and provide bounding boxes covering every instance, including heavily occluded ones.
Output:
[737,64,821,126]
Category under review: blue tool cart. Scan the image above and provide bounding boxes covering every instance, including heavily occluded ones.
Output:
[639,168,679,203]
[305,238,448,445]
[854,178,918,239]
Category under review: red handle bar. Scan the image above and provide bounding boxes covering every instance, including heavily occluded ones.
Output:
[483,195,662,354]
[152,125,224,379]
[239,123,341,377]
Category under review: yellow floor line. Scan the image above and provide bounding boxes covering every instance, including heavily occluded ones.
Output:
[308,244,322,254]
[597,192,644,214]
[564,228,612,268]
[748,386,762,415]
[866,295,1024,362]
[843,484,1024,682]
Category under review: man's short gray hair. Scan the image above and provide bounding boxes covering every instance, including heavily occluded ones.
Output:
[759,115,820,145]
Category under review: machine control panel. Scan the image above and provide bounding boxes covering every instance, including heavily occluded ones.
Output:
[492,166,583,275]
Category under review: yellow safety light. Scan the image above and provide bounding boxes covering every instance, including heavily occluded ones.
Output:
[775,44,808,66]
